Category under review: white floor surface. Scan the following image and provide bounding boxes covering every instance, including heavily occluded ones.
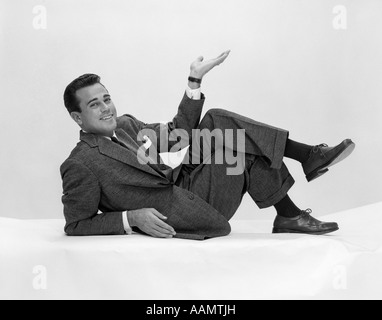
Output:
[1,202,381,300]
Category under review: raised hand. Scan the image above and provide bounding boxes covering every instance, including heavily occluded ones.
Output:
[190,50,231,80]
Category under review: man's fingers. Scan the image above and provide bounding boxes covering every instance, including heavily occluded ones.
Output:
[216,51,231,64]
[217,50,230,59]
[152,224,175,237]
[150,209,176,235]
[151,209,168,220]
[148,228,173,239]
[148,223,175,238]
[153,214,176,234]
[155,218,176,235]
[205,51,230,69]
[141,223,172,238]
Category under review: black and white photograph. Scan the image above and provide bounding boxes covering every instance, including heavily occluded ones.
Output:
[1,0,381,303]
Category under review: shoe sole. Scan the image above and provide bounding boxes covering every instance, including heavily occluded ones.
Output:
[306,140,356,182]
[272,227,339,235]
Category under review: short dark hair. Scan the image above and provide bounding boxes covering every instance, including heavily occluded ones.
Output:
[63,74,103,114]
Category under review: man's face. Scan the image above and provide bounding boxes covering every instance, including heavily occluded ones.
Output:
[71,83,118,137]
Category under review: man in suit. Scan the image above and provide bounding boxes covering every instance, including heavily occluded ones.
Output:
[61,51,355,240]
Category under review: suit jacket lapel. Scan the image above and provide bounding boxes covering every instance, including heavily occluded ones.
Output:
[115,128,140,153]
[80,131,165,179]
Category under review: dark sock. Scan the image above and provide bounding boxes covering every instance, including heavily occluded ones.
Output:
[284,139,313,164]
[274,195,302,218]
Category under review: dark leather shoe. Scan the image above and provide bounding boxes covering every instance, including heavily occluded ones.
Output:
[273,209,339,235]
[303,139,356,182]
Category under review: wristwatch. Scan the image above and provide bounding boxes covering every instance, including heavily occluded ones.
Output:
[188,76,202,84]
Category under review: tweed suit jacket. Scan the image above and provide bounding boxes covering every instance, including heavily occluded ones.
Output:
[60,93,231,240]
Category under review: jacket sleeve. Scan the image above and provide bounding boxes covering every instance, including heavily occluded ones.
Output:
[60,159,125,236]
[120,92,205,153]
[170,92,206,138]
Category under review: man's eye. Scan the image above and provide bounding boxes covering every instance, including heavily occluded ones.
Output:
[105,98,112,103]
[90,103,99,108]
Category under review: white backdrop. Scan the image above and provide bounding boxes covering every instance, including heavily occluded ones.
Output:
[0,0,381,220]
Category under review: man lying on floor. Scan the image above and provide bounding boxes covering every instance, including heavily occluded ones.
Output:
[60,51,355,240]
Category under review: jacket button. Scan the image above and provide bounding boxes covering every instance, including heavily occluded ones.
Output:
[189,194,195,200]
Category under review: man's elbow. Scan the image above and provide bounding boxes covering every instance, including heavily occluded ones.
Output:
[64,222,82,236]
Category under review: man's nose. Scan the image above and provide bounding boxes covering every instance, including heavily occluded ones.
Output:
[100,102,110,112]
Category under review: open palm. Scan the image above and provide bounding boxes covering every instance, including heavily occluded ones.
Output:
[190,50,231,79]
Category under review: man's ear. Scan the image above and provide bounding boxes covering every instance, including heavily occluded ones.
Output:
[70,112,83,126]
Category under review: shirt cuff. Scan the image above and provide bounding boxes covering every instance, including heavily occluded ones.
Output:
[122,211,133,235]
[185,86,202,100]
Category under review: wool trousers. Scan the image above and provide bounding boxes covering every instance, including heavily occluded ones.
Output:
[175,108,295,221]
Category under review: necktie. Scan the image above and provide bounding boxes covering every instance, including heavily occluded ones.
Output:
[111,136,126,148]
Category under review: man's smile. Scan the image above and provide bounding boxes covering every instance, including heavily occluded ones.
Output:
[100,114,114,121]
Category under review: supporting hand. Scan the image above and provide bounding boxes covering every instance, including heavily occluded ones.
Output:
[127,208,176,238]
[190,50,231,80]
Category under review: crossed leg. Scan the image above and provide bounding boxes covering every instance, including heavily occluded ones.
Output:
[177,108,346,235]
[179,109,294,219]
